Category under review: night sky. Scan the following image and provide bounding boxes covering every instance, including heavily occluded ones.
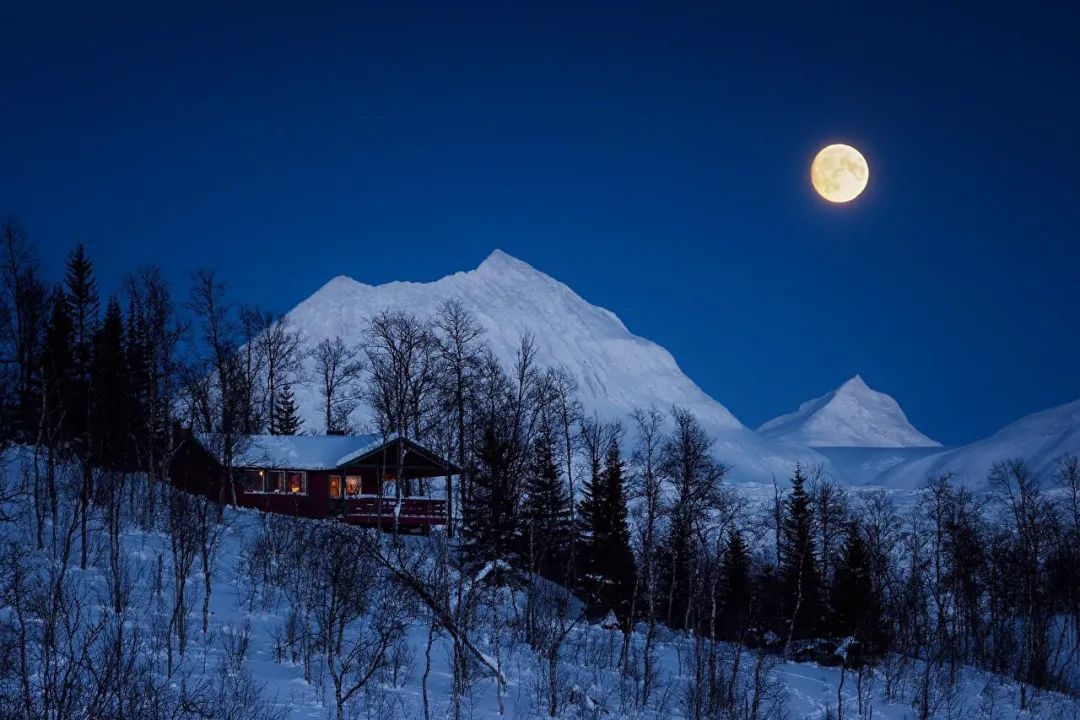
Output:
[3,3,1078,445]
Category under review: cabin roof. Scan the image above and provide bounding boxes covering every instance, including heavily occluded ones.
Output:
[191,432,459,474]
[196,433,386,470]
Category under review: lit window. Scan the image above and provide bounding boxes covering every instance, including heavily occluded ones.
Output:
[345,475,362,497]
[329,475,342,498]
[287,471,306,495]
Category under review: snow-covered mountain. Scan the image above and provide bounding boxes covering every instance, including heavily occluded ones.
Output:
[281,249,1079,488]
[287,250,740,429]
[757,374,941,448]
[877,398,1080,488]
[284,250,825,483]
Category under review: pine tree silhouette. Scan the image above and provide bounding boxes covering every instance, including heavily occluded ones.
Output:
[462,423,519,576]
[718,529,752,641]
[272,384,303,435]
[579,438,637,623]
[64,243,99,447]
[42,287,75,444]
[780,464,822,644]
[830,519,888,658]
[91,298,131,469]
[519,424,574,583]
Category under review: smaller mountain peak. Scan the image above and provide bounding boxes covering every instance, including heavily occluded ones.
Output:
[758,374,940,448]
[477,248,531,272]
[482,248,513,264]
[474,250,558,287]
[838,374,869,392]
[315,274,365,293]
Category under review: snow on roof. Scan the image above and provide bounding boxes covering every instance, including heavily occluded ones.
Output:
[335,432,401,466]
[196,433,391,470]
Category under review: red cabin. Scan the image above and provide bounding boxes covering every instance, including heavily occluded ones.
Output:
[169,431,458,531]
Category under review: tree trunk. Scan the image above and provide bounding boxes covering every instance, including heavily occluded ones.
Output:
[422,620,435,720]
[80,463,92,570]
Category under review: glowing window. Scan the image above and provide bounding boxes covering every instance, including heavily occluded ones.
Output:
[287,471,306,495]
[345,475,362,497]
[328,475,342,498]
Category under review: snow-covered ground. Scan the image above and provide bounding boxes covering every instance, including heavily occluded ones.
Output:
[3,451,1077,719]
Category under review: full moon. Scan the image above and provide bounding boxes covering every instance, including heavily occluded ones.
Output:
[810,144,869,203]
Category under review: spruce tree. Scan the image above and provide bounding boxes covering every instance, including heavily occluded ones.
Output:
[65,244,100,570]
[519,425,573,583]
[42,287,75,444]
[124,297,151,463]
[64,244,99,437]
[91,298,130,469]
[830,520,888,656]
[462,423,519,576]
[272,384,303,435]
[579,438,637,622]
[779,464,822,643]
[717,529,752,641]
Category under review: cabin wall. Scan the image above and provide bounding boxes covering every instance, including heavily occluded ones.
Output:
[236,470,333,519]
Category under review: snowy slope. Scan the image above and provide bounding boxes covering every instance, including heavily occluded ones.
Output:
[4,453,1076,720]
[284,250,825,483]
[877,398,1080,489]
[758,375,941,448]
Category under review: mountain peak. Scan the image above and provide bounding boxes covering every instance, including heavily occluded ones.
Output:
[476,248,535,274]
[283,248,749,453]
[839,374,868,390]
[308,274,367,298]
[758,375,940,448]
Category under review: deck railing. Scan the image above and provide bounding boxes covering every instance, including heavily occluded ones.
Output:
[343,497,447,527]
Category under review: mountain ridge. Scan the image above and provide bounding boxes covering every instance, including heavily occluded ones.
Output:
[758,374,941,448]
[877,398,1080,488]
[281,250,1077,487]
[287,249,746,428]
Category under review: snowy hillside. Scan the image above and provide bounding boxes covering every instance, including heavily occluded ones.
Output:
[877,398,1080,488]
[4,453,1077,720]
[758,375,940,449]
[284,250,826,483]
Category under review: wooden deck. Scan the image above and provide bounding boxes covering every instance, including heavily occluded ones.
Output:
[341,497,448,529]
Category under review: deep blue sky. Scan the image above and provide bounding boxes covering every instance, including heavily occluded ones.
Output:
[3,3,1078,445]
